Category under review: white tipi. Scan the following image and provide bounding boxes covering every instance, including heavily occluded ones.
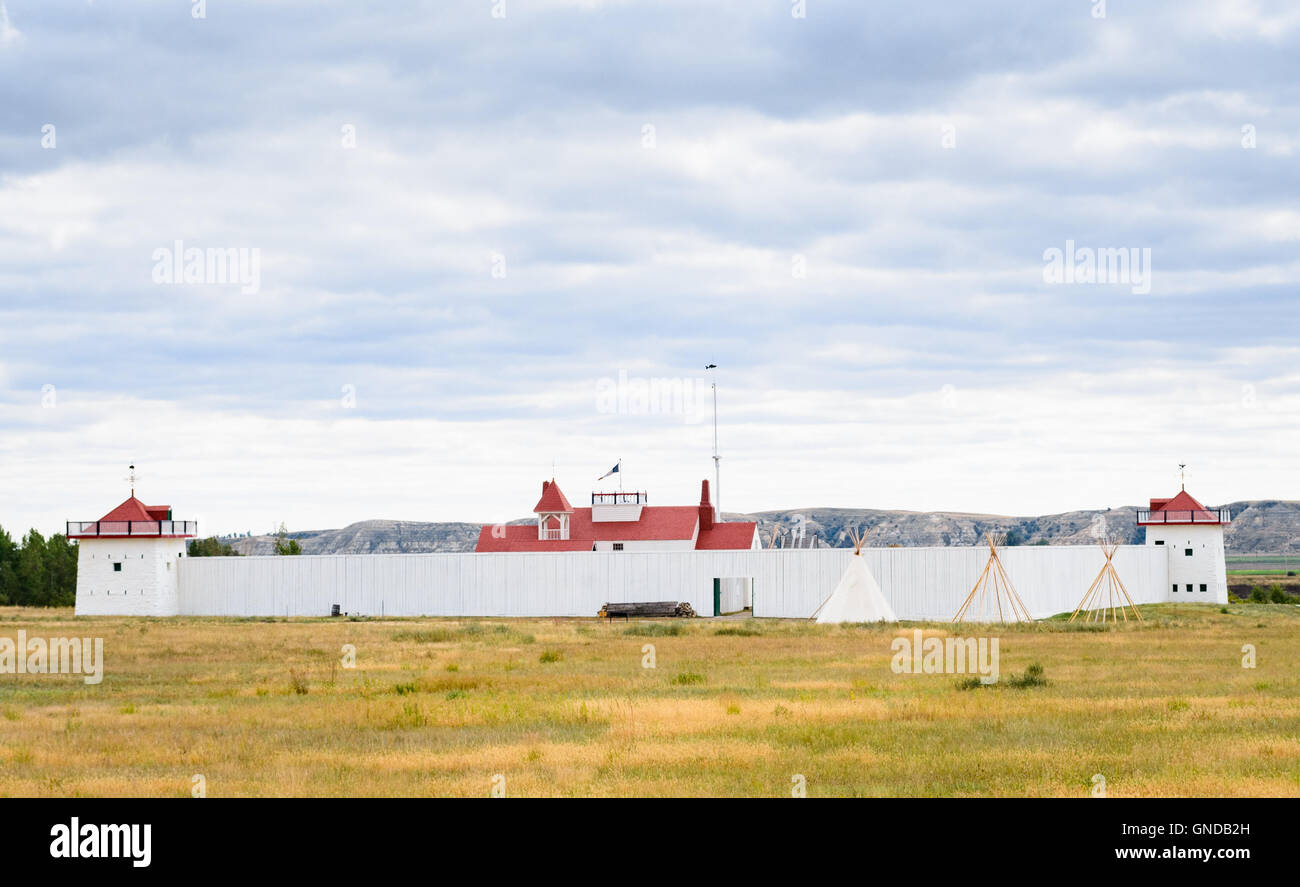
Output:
[813,529,898,623]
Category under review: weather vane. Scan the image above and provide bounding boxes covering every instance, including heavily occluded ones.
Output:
[125,463,138,497]
[1178,463,1187,490]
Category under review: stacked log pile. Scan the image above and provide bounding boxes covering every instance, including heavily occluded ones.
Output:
[598,601,696,619]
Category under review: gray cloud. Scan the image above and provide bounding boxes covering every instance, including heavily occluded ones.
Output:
[1,0,1298,532]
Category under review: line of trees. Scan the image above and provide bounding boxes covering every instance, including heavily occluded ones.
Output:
[0,527,78,607]
[187,537,243,557]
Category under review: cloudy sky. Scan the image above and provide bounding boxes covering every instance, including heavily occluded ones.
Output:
[1,1,1298,537]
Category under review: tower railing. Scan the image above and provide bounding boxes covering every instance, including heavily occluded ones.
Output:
[592,492,647,505]
[66,520,198,537]
[1135,508,1231,525]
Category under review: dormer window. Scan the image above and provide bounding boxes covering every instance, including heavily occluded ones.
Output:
[538,512,570,541]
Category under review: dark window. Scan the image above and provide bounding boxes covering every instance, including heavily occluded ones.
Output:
[1172,585,1178,593]
[612,543,624,551]
[113,562,122,572]
[1155,540,1165,545]
[1186,584,1193,592]
[1200,584,1208,593]
[1184,549,1193,556]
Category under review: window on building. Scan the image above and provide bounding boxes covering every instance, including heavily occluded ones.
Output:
[612,543,624,551]
[1200,584,1207,592]
[1186,584,1193,592]
[113,562,122,572]
[1155,540,1165,545]
[1172,584,1178,593]
[1184,549,1193,557]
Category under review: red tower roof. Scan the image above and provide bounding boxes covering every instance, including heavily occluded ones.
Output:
[533,479,573,514]
[1137,489,1229,526]
[67,496,195,539]
[97,496,170,523]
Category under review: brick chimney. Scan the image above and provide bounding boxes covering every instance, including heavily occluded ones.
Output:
[699,479,714,530]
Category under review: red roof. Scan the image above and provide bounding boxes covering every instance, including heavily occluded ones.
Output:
[1138,489,1225,525]
[533,480,573,514]
[477,479,758,552]
[474,527,593,552]
[696,522,759,550]
[1151,490,1209,514]
[68,496,193,539]
[98,496,168,523]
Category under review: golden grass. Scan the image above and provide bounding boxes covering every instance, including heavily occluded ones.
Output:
[1,603,1298,797]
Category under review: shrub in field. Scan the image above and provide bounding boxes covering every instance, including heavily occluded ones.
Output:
[672,671,705,685]
[288,669,309,695]
[538,650,563,663]
[1006,663,1047,689]
[1250,587,1269,603]
[393,628,455,643]
[714,626,761,637]
[624,623,682,637]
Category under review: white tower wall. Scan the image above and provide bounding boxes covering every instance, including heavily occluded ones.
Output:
[1144,524,1228,604]
[74,537,186,616]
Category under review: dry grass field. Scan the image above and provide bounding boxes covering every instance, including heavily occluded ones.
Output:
[1,603,1298,797]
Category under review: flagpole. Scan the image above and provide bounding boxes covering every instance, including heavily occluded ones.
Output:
[707,364,720,523]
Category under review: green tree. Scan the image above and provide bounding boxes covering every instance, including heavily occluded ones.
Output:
[0,526,18,605]
[0,526,78,607]
[44,534,78,607]
[274,523,303,556]
[188,537,242,557]
[16,530,48,606]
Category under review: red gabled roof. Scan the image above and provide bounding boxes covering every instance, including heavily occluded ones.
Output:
[533,480,573,514]
[478,478,758,553]
[476,506,703,552]
[474,526,593,552]
[582,506,700,542]
[98,496,157,523]
[1151,490,1212,516]
[696,521,758,550]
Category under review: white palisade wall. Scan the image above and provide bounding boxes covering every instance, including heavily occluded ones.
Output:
[752,546,1170,620]
[176,546,1172,621]
[74,538,188,616]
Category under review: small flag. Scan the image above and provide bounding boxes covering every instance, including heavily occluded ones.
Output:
[597,461,620,481]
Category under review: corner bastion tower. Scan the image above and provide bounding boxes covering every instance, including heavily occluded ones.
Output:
[68,473,196,616]
[1136,486,1231,603]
